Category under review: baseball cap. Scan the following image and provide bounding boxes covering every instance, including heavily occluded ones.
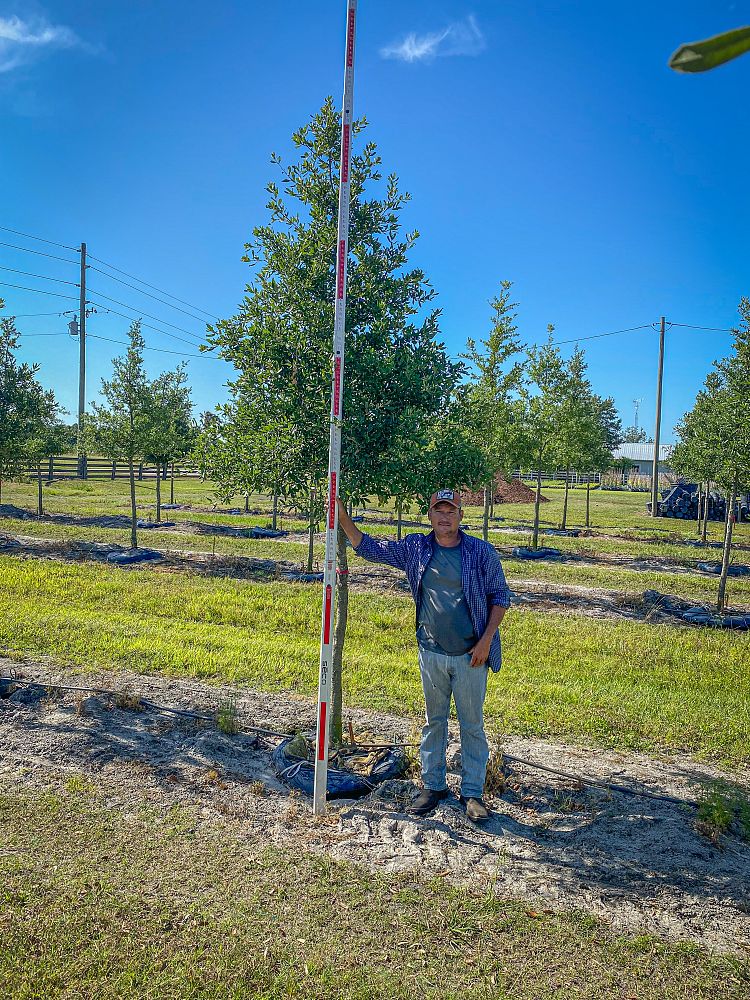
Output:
[429,489,462,510]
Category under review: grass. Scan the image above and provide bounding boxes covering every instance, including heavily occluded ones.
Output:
[1,555,749,764]
[0,782,747,999]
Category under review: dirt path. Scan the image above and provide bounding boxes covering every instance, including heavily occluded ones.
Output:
[1,658,748,955]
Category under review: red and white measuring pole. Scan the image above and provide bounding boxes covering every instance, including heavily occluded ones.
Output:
[313,0,358,816]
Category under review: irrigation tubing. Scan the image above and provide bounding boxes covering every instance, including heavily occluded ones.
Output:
[0,676,696,808]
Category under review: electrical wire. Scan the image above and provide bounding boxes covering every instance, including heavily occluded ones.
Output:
[0,241,79,265]
[670,322,735,333]
[0,264,79,286]
[20,332,72,338]
[87,252,218,321]
[86,297,208,348]
[88,332,223,361]
[0,310,77,318]
[85,287,206,342]
[87,264,212,324]
[0,225,77,252]
[539,323,654,348]
[0,281,79,300]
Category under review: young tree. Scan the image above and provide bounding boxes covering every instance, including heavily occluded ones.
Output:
[207,99,456,742]
[555,350,622,529]
[622,425,648,444]
[0,310,63,504]
[519,332,569,549]
[143,365,195,520]
[672,299,750,611]
[460,282,526,541]
[578,396,622,528]
[87,322,152,549]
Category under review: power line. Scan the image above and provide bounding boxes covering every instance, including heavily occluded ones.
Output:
[0,225,77,252]
[85,287,205,343]
[21,332,73,338]
[87,252,218,321]
[88,332,224,361]
[87,263,211,324]
[0,264,79,286]
[670,322,735,333]
[0,281,79,300]
[543,323,654,348]
[86,297,211,348]
[1,310,77,318]
[0,241,79,265]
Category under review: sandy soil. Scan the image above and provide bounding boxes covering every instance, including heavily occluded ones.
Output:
[1,658,748,955]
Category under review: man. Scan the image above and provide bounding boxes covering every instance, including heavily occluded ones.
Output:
[337,489,511,821]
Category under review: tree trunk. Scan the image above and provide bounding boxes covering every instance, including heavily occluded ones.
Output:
[585,477,591,528]
[702,483,709,542]
[532,469,542,551]
[330,524,348,746]
[561,467,571,529]
[717,480,737,614]
[244,492,249,513]
[156,473,161,523]
[37,463,43,517]
[482,485,490,542]
[170,462,175,505]
[272,492,278,531]
[129,458,138,549]
[307,487,316,574]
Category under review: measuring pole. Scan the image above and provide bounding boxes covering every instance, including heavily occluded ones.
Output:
[650,316,666,517]
[77,242,87,479]
[313,0,358,816]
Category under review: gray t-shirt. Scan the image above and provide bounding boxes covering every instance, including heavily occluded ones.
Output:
[416,540,476,656]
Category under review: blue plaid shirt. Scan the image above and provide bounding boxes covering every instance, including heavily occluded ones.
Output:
[355,529,511,672]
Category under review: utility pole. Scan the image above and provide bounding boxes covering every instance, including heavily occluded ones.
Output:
[77,242,87,478]
[650,316,666,517]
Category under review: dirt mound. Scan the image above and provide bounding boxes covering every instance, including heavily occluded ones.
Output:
[463,475,548,506]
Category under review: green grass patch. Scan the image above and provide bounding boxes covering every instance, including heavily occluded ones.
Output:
[1,556,748,764]
[0,785,747,999]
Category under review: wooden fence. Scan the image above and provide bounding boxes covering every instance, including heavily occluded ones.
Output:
[24,456,201,481]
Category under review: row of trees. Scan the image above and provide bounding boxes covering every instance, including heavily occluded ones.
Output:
[672,300,750,612]
[0,305,195,544]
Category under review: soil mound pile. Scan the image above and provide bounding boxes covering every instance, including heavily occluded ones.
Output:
[463,475,547,506]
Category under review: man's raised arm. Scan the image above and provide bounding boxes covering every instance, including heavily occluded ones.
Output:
[337,498,363,548]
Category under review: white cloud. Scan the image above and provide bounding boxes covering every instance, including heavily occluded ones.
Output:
[380,15,485,63]
[0,14,87,73]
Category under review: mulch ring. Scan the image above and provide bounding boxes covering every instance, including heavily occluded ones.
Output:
[643,590,750,630]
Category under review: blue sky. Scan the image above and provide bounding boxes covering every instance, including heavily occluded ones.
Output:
[1,1,748,439]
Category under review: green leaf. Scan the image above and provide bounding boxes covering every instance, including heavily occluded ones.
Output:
[669,26,750,73]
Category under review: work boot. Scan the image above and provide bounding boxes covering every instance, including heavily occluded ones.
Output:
[460,796,489,822]
[407,787,450,816]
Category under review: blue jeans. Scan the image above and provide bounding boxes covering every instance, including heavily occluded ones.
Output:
[417,648,489,799]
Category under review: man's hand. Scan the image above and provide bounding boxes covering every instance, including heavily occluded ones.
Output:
[469,636,492,667]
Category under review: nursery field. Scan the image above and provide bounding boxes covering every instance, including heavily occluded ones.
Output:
[1,476,750,998]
